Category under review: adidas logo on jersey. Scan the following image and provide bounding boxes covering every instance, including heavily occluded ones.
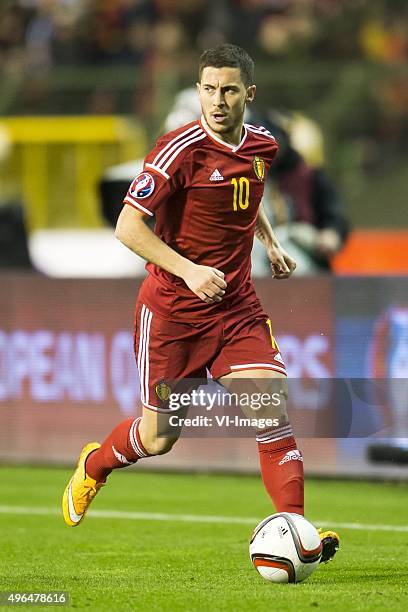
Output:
[209,168,224,181]
[278,450,303,466]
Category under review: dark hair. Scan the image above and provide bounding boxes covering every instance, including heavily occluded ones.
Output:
[199,44,254,87]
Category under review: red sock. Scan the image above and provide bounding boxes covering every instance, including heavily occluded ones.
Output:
[257,425,304,515]
[86,417,149,482]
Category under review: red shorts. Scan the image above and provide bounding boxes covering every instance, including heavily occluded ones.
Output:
[134,300,286,412]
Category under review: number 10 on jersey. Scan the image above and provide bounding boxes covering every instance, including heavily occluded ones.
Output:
[231,177,250,211]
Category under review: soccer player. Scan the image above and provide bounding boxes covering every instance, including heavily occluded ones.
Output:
[62,44,338,562]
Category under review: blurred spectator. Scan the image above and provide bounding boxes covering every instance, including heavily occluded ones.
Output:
[253,110,350,275]
[1,0,407,75]
[0,2,27,77]
[0,0,406,122]
[0,204,32,269]
[0,0,406,227]
[359,14,407,64]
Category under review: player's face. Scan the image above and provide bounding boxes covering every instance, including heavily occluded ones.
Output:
[197,67,256,138]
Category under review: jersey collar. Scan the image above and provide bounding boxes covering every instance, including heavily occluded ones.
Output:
[200,115,247,153]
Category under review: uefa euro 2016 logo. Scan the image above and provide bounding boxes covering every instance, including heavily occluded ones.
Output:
[131,172,155,199]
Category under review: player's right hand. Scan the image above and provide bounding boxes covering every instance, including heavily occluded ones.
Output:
[183,264,227,304]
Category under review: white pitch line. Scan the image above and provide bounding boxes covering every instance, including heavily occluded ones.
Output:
[0,506,407,533]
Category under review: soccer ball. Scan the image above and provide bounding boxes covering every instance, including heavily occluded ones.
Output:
[249,512,322,583]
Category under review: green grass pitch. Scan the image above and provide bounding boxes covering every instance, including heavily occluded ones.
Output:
[0,466,407,611]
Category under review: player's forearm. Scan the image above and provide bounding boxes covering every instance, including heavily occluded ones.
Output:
[255,203,280,249]
[115,209,192,279]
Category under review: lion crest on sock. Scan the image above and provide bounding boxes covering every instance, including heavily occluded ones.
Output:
[155,380,171,401]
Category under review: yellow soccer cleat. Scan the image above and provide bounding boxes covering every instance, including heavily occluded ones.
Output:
[318,528,340,563]
[62,442,105,527]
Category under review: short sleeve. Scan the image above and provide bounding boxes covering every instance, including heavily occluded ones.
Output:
[262,133,279,166]
[123,135,185,216]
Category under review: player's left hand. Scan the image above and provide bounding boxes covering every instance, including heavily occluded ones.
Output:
[267,243,297,279]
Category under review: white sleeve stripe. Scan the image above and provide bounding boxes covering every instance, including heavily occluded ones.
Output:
[154,127,203,170]
[246,125,275,138]
[161,132,206,173]
[246,123,273,133]
[124,197,154,216]
[153,124,201,166]
[145,163,170,179]
[125,191,148,206]
[245,125,276,140]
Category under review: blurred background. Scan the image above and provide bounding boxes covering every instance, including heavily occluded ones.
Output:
[0,0,407,479]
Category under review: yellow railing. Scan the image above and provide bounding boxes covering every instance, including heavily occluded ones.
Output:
[0,116,146,230]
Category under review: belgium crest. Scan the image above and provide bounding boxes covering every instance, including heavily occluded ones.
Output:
[155,380,171,401]
[253,156,265,181]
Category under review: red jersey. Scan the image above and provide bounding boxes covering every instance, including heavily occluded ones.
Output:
[124,116,279,320]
